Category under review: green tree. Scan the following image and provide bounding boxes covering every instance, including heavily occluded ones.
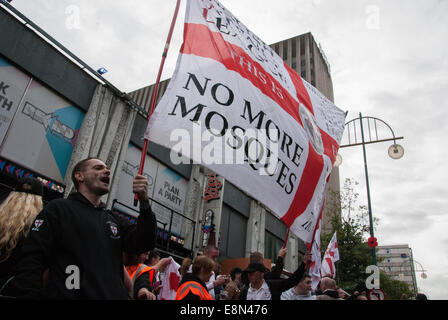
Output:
[321,178,414,299]
[380,272,414,300]
[321,209,372,293]
[321,178,372,293]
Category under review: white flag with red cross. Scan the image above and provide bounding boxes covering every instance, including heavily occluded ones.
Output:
[145,0,346,243]
[320,232,340,278]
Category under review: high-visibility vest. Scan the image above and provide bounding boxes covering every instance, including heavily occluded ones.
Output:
[175,281,213,300]
[126,264,155,284]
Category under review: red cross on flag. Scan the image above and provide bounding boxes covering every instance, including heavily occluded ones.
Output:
[158,257,181,300]
[321,232,339,278]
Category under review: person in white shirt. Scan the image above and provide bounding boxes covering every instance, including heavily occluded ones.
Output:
[240,252,312,300]
[245,263,272,300]
[281,274,316,300]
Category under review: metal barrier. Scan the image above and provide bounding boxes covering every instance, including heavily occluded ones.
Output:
[112,198,195,259]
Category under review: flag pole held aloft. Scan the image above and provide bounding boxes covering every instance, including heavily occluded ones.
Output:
[134,0,182,206]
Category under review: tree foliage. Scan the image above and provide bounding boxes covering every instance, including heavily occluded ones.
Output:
[321,178,413,299]
[379,272,414,300]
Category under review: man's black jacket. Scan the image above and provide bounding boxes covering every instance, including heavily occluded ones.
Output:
[240,261,306,300]
[6,192,156,299]
[241,256,285,288]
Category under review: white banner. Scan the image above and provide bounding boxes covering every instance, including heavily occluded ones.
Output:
[145,0,346,243]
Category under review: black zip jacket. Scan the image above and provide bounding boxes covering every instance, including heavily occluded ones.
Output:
[6,192,156,299]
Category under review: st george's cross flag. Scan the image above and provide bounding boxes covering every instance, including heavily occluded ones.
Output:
[308,211,323,290]
[145,0,346,243]
[321,232,340,278]
[158,257,181,300]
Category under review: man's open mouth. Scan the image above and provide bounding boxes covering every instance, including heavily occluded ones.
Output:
[100,176,110,184]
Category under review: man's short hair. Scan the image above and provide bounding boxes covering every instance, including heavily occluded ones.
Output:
[249,252,264,264]
[300,273,311,282]
[71,157,100,190]
[204,244,218,252]
[321,277,337,290]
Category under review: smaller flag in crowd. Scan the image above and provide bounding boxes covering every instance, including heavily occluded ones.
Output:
[320,232,339,278]
[158,257,181,300]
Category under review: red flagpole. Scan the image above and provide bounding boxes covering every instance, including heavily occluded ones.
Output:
[282,227,290,249]
[134,0,182,206]
[305,201,325,270]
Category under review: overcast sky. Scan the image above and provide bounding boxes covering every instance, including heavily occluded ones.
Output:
[5,0,448,299]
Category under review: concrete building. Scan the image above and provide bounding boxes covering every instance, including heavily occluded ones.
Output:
[269,33,341,236]
[270,32,334,102]
[0,2,193,262]
[377,244,418,294]
[0,2,152,209]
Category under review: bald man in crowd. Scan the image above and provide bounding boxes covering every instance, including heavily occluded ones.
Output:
[316,277,343,300]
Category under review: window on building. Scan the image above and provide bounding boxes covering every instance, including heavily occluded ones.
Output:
[283,41,288,61]
[291,58,297,71]
[291,38,296,59]
[218,204,247,259]
[264,211,287,262]
[264,231,283,262]
[309,36,314,58]
[300,37,305,55]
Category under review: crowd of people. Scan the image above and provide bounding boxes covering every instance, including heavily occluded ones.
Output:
[0,157,429,301]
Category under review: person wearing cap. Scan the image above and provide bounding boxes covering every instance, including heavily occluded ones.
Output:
[0,177,44,294]
[6,157,157,299]
[241,247,287,289]
[240,252,312,300]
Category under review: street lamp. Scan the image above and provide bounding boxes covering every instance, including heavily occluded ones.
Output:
[337,113,404,265]
[399,257,427,296]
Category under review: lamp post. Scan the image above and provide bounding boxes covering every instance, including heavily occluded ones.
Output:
[338,113,404,265]
[399,255,427,296]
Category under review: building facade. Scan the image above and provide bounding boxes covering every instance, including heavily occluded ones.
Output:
[269,33,340,236]
[377,244,418,294]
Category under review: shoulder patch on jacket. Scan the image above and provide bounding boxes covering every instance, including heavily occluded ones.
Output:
[32,219,44,231]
